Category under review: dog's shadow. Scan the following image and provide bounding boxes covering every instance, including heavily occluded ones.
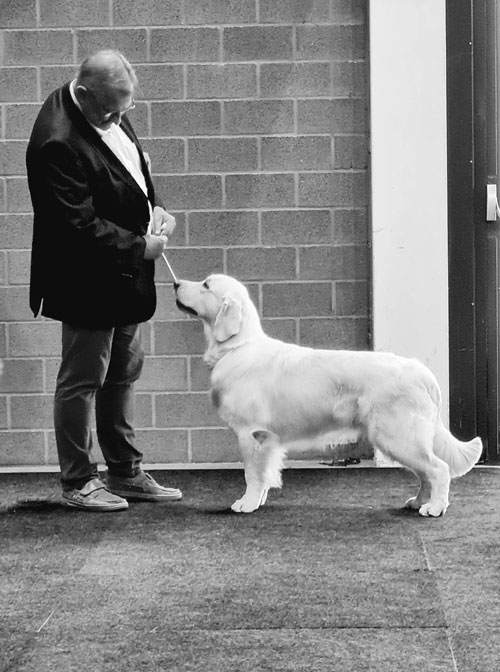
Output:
[1,497,67,514]
[0,497,430,522]
[0,498,246,517]
[386,506,436,520]
[199,506,236,515]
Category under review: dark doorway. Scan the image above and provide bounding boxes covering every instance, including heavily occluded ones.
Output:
[447,0,500,462]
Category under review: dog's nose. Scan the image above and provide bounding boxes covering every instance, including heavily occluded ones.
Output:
[173,281,180,291]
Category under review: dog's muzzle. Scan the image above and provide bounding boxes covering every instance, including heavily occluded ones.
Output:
[175,299,198,316]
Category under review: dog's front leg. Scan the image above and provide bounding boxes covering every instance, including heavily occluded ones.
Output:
[231,430,279,513]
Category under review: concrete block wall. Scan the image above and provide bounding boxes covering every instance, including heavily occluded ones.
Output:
[0,0,369,469]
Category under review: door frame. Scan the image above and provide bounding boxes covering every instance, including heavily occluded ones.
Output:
[369,0,450,417]
[447,0,500,460]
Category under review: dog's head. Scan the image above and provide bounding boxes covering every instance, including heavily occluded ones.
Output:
[175,274,257,347]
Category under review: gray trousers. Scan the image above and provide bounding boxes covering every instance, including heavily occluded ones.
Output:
[54,322,144,490]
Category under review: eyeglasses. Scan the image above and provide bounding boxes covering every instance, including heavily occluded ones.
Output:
[83,86,136,121]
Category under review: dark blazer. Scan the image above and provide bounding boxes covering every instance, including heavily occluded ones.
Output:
[27,82,161,328]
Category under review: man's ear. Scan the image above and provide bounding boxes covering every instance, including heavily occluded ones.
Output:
[213,296,242,342]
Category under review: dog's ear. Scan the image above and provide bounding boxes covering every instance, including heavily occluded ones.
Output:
[213,296,242,342]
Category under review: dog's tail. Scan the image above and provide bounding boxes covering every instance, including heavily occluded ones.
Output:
[432,420,483,478]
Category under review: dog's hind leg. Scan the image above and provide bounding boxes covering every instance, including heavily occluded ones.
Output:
[231,429,285,513]
[404,475,432,511]
[415,457,450,517]
[403,457,450,517]
[371,414,451,517]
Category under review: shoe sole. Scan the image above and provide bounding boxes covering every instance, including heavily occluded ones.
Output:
[107,489,182,502]
[62,498,129,512]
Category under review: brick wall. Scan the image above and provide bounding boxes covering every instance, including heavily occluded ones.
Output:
[0,0,369,468]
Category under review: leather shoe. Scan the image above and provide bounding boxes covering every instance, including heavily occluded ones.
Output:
[106,471,182,502]
[62,478,129,512]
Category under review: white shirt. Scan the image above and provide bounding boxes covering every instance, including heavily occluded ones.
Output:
[69,80,153,227]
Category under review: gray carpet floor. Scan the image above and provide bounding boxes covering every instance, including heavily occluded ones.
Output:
[0,466,499,671]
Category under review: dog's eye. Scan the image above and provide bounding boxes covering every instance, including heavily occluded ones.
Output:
[203,281,209,290]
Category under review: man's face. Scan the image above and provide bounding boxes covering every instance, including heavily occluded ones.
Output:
[78,85,135,130]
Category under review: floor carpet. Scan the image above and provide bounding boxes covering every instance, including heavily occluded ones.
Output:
[0,466,498,671]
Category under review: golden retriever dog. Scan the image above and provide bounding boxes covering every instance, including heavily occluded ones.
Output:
[175,274,483,516]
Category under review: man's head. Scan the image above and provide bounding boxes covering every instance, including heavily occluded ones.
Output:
[75,50,137,130]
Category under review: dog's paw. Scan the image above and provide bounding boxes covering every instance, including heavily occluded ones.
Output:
[404,496,422,510]
[418,501,447,517]
[231,495,260,513]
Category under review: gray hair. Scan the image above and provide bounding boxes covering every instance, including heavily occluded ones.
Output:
[76,50,138,94]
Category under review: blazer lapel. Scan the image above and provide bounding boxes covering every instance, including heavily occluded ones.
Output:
[61,84,152,205]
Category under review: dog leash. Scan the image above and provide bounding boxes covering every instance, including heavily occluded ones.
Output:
[161,252,178,284]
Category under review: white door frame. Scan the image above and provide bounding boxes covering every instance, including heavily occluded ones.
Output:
[369,0,450,424]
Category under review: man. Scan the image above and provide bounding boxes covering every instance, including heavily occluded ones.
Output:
[27,50,182,512]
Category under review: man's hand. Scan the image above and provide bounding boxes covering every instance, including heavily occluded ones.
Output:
[151,206,176,237]
[143,234,168,260]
